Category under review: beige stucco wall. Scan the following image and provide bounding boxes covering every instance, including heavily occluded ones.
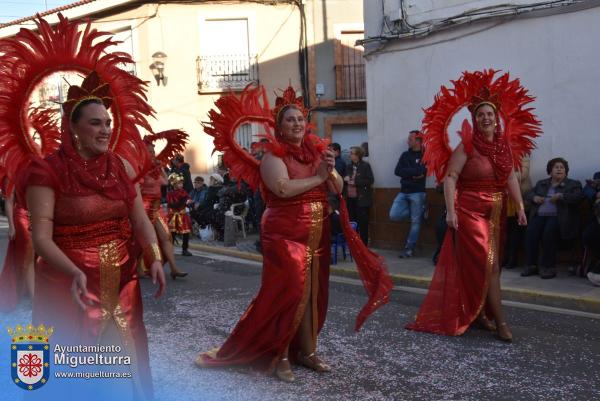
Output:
[0,1,364,177]
[82,2,303,176]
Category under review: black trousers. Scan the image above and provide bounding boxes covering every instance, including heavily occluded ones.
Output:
[503,216,527,267]
[346,197,370,245]
[526,215,560,268]
[172,232,190,251]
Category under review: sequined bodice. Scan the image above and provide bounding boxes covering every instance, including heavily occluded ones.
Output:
[459,148,502,185]
[262,153,327,206]
[54,193,129,226]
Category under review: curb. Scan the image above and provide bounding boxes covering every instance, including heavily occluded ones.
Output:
[188,242,600,315]
[189,242,263,262]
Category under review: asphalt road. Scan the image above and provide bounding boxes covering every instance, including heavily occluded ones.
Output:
[1,236,599,401]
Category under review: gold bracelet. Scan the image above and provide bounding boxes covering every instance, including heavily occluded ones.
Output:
[143,243,162,264]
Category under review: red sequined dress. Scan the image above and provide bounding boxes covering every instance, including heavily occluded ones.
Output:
[0,201,32,311]
[26,150,153,400]
[407,138,508,335]
[197,147,331,373]
[140,170,169,236]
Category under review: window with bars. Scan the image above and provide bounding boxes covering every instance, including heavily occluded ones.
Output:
[197,18,258,92]
[335,30,366,101]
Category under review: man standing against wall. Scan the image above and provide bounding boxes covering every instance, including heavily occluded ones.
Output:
[171,154,194,194]
[389,130,427,258]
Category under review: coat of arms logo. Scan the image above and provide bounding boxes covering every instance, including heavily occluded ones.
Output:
[7,324,53,390]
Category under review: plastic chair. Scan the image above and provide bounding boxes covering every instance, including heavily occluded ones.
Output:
[229,201,249,238]
[331,221,358,265]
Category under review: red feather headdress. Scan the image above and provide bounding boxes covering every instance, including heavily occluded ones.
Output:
[421,69,542,183]
[143,129,189,168]
[0,13,155,185]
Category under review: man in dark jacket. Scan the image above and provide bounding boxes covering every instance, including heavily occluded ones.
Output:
[389,130,427,258]
[171,154,193,194]
[330,142,347,177]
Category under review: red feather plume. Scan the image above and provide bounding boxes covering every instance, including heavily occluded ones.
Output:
[422,69,542,183]
[29,107,61,156]
[144,129,189,167]
[0,13,155,186]
[203,84,274,191]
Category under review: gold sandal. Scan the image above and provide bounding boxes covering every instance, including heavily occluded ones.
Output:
[495,322,513,343]
[474,314,497,332]
[275,358,295,383]
[297,352,331,373]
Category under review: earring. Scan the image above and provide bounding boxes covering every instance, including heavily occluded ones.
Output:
[73,135,81,150]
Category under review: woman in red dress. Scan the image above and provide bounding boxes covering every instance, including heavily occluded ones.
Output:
[24,74,165,401]
[140,140,187,279]
[196,103,343,381]
[407,71,540,342]
[0,187,34,311]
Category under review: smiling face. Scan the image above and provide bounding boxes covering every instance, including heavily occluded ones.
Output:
[70,102,112,159]
[474,104,496,136]
[278,106,305,145]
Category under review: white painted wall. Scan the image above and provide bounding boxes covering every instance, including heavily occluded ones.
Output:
[365,5,600,188]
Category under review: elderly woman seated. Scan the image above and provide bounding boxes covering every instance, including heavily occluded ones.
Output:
[522,157,583,279]
[192,173,224,227]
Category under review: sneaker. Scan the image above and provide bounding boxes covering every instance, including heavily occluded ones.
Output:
[399,248,413,259]
[520,265,538,277]
[587,272,600,286]
[182,250,193,256]
[540,267,556,279]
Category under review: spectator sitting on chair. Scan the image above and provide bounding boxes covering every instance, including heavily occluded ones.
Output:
[194,173,223,228]
[522,157,583,279]
[208,179,248,241]
[190,176,208,210]
[586,199,600,286]
[389,130,427,258]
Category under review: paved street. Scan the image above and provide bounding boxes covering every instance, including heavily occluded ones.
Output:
[1,232,599,401]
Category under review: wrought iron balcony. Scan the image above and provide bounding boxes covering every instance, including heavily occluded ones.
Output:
[335,63,365,101]
[196,54,259,92]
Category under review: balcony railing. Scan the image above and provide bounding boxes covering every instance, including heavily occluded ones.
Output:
[196,54,258,92]
[335,64,365,101]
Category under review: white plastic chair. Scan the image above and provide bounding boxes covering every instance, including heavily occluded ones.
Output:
[229,200,249,238]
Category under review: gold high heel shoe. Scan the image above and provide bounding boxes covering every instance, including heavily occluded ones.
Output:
[297,352,331,373]
[474,314,497,332]
[275,358,295,383]
[495,322,513,343]
[170,271,188,280]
